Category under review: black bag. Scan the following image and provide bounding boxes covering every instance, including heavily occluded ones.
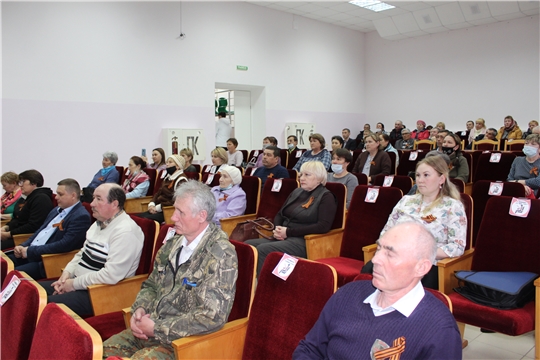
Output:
[230,218,274,242]
[454,271,538,310]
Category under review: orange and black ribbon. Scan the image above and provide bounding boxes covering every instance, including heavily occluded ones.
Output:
[267,173,275,178]
[370,161,376,166]
[302,196,314,209]
[98,177,104,181]
[530,167,538,176]
[373,336,406,360]
[53,220,64,231]
[421,214,437,223]
[219,194,229,202]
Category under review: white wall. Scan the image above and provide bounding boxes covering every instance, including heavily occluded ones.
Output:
[364,15,539,133]
[2,2,365,187]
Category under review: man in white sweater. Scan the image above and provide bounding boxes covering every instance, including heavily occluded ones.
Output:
[41,183,144,316]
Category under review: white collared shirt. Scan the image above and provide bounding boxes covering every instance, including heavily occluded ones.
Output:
[30,202,79,247]
[177,224,209,266]
[363,281,425,317]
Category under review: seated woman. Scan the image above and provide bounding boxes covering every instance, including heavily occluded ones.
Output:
[467,118,487,149]
[203,148,228,174]
[507,134,540,198]
[522,120,539,139]
[352,134,392,184]
[1,170,54,250]
[246,161,337,274]
[211,165,246,227]
[497,115,523,142]
[379,133,399,169]
[82,151,119,203]
[226,138,243,166]
[327,149,358,209]
[411,120,430,140]
[293,133,331,171]
[1,171,22,220]
[180,148,197,173]
[436,121,446,131]
[375,122,387,135]
[122,156,150,199]
[143,148,167,172]
[331,136,344,152]
[364,156,467,289]
[442,132,469,183]
[138,155,187,223]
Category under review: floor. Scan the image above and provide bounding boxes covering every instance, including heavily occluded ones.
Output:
[462,325,536,360]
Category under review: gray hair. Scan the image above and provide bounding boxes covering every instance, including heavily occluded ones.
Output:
[103,151,118,165]
[106,183,126,210]
[487,128,498,137]
[174,180,216,222]
[401,128,411,134]
[300,161,328,186]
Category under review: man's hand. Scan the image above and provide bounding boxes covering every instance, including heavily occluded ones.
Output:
[131,308,155,340]
[1,231,11,241]
[51,271,72,295]
[137,314,156,338]
[13,246,24,258]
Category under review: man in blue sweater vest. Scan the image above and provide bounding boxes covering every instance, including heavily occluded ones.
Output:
[253,146,289,188]
[294,222,462,360]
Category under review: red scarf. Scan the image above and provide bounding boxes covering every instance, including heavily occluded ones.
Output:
[122,171,150,194]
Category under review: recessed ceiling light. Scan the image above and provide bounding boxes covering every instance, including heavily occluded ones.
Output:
[349,0,395,12]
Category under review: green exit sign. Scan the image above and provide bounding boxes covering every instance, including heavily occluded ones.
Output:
[236,65,248,71]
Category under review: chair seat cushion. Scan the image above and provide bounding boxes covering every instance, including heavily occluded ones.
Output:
[317,257,364,287]
[85,311,126,341]
[448,292,535,335]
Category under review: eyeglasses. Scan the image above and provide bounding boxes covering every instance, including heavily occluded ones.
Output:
[18,180,25,186]
[402,133,410,135]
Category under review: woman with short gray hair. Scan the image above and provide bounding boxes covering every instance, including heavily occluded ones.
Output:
[82,151,120,203]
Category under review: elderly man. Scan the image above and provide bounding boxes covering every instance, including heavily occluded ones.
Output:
[103,180,238,359]
[253,145,289,187]
[389,120,404,141]
[40,183,144,317]
[342,128,356,150]
[395,128,414,150]
[287,135,300,154]
[9,179,91,280]
[294,222,462,360]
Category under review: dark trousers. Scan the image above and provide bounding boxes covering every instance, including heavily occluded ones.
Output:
[137,211,165,224]
[40,280,94,317]
[245,237,306,275]
[1,237,15,250]
[8,254,46,280]
[361,261,439,290]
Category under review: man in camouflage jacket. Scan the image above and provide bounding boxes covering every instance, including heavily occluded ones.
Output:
[103,180,238,359]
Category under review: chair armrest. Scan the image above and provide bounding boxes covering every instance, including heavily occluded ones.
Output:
[220,214,258,238]
[1,250,14,273]
[436,249,475,295]
[305,229,344,260]
[163,206,174,225]
[362,244,378,263]
[124,196,153,214]
[536,278,540,360]
[41,250,80,278]
[172,318,248,360]
[13,233,33,246]
[464,182,473,196]
[87,274,148,316]
[122,307,132,330]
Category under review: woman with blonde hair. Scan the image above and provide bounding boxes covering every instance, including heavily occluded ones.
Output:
[1,172,22,219]
[469,118,487,145]
[352,134,392,184]
[180,148,197,173]
[204,148,228,174]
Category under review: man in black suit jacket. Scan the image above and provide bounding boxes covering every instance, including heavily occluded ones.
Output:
[342,128,356,150]
[9,178,91,280]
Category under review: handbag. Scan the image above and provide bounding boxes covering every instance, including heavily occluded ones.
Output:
[230,217,275,242]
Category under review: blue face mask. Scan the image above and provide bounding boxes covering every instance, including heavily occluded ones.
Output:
[523,145,538,158]
[220,184,233,191]
[331,164,343,174]
[288,143,294,149]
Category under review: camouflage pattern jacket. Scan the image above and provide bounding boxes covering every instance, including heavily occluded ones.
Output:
[131,223,238,345]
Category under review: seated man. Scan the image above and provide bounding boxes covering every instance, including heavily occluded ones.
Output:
[293,222,462,360]
[394,128,414,150]
[253,146,290,188]
[9,178,91,280]
[287,135,299,153]
[40,183,144,317]
[342,128,356,150]
[435,129,449,151]
[103,180,238,359]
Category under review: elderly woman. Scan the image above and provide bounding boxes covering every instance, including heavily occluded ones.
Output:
[497,115,523,142]
[138,155,187,223]
[143,148,167,172]
[331,136,344,152]
[508,134,540,198]
[246,161,337,274]
[122,156,150,199]
[522,120,539,139]
[82,151,119,203]
[180,148,197,173]
[327,149,358,209]
[411,120,430,140]
[1,172,22,219]
[211,165,246,226]
[442,132,469,183]
[1,170,54,250]
[352,134,392,184]
[226,138,243,166]
[293,133,331,171]
[364,156,467,289]
[203,148,228,174]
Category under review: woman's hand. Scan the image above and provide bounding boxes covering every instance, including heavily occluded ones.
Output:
[273,226,288,240]
[148,205,157,214]
[524,186,533,196]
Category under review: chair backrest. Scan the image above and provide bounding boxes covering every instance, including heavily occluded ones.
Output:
[202,173,221,187]
[372,174,413,195]
[351,172,368,185]
[504,139,525,151]
[473,197,540,274]
[239,150,248,163]
[154,169,167,195]
[28,303,102,360]
[459,193,473,250]
[1,270,47,360]
[472,139,498,151]
[115,166,124,185]
[471,180,526,245]
[184,171,201,181]
[280,149,288,168]
[425,288,453,312]
[149,224,175,271]
[287,149,306,170]
[396,150,427,176]
[144,168,157,196]
[413,139,435,151]
[0,251,14,286]
[387,151,397,175]
[348,150,363,173]
[81,202,97,224]
[228,241,257,321]
[325,182,346,230]
[287,169,298,181]
[256,178,299,220]
[450,178,465,193]
[247,149,262,164]
[340,186,403,260]
[192,164,202,173]
[242,252,337,360]
[240,176,261,215]
[460,151,473,183]
[473,152,516,182]
[128,215,159,275]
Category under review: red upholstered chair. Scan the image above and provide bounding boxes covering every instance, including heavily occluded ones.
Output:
[223,178,299,238]
[280,149,288,168]
[1,270,47,360]
[144,168,157,196]
[239,150,248,163]
[413,139,435,151]
[0,251,14,286]
[472,139,498,151]
[172,252,337,359]
[373,174,413,195]
[115,166,124,185]
[471,180,525,245]
[461,151,473,183]
[192,164,201,173]
[202,172,221,187]
[450,178,465,193]
[387,151,397,175]
[347,150,363,173]
[396,150,427,176]
[28,303,102,360]
[184,171,201,181]
[308,186,403,286]
[287,149,306,170]
[287,169,298,181]
[504,140,526,151]
[239,176,261,216]
[351,172,368,185]
[444,197,540,357]
[459,193,473,251]
[247,150,262,165]
[473,152,516,182]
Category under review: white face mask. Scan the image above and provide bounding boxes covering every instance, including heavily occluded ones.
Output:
[331,164,343,174]
[523,145,538,157]
[288,143,294,149]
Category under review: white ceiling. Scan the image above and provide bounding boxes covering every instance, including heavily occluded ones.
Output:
[249,1,540,40]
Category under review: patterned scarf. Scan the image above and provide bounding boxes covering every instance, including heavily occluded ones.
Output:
[1,188,22,213]
[122,170,150,194]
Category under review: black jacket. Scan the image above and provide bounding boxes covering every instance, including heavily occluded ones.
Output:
[8,187,54,236]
